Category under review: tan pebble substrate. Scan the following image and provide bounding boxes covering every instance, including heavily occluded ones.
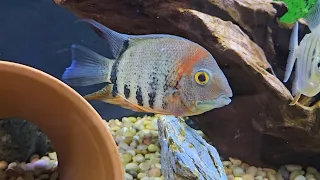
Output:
[1,115,320,180]
[0,152,58,180]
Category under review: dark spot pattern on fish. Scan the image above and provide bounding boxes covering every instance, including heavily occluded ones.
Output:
[124,84,130,99]
[162,101,168,110]
[310,49,317,78]
[163,74,169,92]
[162,73,170,110]
[148,92,156,109]
[110,60,120,84]
[110,59,120,97]
[118,40,129,58]
[148,72,158,109]
[136,86,143,106]
[112,84,118,97]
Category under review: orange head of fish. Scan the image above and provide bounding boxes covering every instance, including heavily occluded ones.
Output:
[175,46,233,116]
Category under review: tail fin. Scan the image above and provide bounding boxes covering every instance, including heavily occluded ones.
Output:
[62,44,112,86]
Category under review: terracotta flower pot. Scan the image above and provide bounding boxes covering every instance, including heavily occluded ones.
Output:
[0,61,124,180]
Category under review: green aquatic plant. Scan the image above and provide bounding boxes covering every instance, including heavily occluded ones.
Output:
[274,0,317,23]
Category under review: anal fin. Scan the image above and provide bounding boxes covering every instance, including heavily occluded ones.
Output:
[84,85,154,113]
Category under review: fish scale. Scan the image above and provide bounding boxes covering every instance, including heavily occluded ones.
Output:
[115,38,189,111]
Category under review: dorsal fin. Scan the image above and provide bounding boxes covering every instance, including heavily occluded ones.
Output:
[78,19,197,59]
[284,21,299,83]
[79,19,130,59]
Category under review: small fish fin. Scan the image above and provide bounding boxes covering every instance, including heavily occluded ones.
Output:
[83,85,113,101]
[84,85,150,113]
[303,1,320,32]
[79,19,130,59]
[62,44,112,86]
[290,92,301,106]
[283,22,299,83]
[163,88,183,108]
[164,88,180,101]
[85,85,170,114]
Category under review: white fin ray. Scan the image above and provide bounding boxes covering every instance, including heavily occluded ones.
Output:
[284,22,299,82]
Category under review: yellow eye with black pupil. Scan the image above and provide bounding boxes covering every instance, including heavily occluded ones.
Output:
[195,71,209,85]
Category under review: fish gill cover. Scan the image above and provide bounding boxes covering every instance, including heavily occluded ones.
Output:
[275,0,317,23]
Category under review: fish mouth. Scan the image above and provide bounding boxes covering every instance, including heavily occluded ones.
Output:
[195,95,232,112]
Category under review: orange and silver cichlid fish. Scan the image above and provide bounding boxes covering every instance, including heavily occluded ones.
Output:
[62,19,233,117]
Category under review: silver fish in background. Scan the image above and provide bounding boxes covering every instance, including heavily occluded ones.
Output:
[283,21,320,110]
[62,19,233,117]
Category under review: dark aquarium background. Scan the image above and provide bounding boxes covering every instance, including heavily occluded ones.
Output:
[0,0,139,120]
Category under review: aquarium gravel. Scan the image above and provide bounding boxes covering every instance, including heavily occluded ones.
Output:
[107,115,320,180]
[1,114,320,180]
[0,152,58,180]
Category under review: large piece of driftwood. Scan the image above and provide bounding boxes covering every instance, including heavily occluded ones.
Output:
[157,115,227,180]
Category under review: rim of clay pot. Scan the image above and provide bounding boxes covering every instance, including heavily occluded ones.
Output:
[0,61,124,180]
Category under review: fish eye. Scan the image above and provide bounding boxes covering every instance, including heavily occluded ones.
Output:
[194,70,210,85]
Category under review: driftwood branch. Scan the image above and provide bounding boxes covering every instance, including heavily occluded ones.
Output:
[157,115,227,180]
